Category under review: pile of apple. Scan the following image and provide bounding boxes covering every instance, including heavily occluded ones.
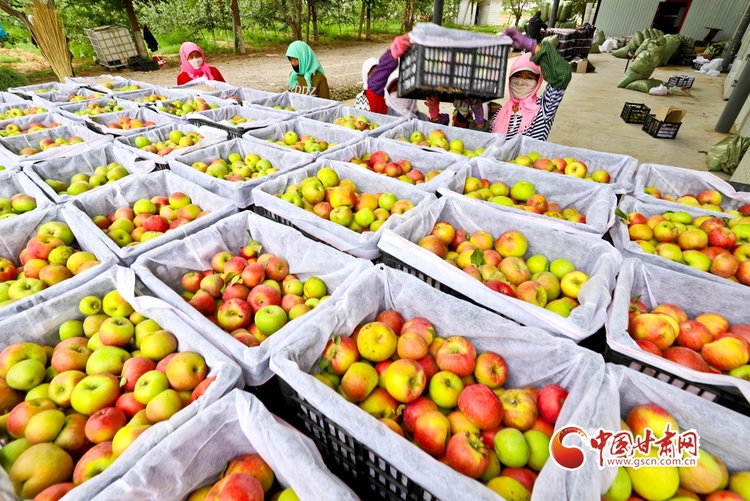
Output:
[180,244,329,344]
[269,131,337,154]
[43,162,130,197]
[625,210,750,286]
[644,186,750,216]
[272,105,295,112]
[224,115,252,127]
[0,121,61,138]
[0,290,215,499]
[348,150,442,186]
[0,193,37,219]
[190,151,278,183]
[418,222,589,317]
[92,192,210,248]
[106,83,141,92]
[185,453,297,501]
[316,309,569,499]
[65,93,106,102]
[126,93,170,104]
[157,98,220,117]
[132,130,204,157]
[278,167,416,233]
[511,153,611,183]
[332,114,379,131]
[17,136,86,157]
[394,129,484,158]
[0,221,102,308]
[71,100,125,117]
[602,403,750,501]
[628,298,750,378]
[462,177,586,223]
[98,116,157,131]
[0,106,48,119]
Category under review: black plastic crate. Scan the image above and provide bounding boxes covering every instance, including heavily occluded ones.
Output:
[642,113,681,139]
[728,180,750,193]
[556,47,574,60]
[671,54,696,66]
[557,39,575,49]
[278,378,439,501]
[398,43,510,101]
[621,102,651,124]
[693,60,704,70]
[604,344,750,418]
[127,56,160,72]
[574,46,590,57]
[667,74,695,88]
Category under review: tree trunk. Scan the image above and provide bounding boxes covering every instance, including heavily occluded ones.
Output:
[402,0,415,32]
[305,0,310,43]
[358,1,365,39]
[231,0,246,54]
[312,3,318,43]
[366,1,371,40]
[122,0,148,58]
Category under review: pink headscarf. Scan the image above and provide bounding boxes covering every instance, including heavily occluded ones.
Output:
[179,42,214,81]
[492,53,543,136]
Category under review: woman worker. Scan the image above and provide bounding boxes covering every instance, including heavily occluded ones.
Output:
[286,41,330,99]
[177,42,225,85]
[426,27,572,142]
[355,57,380,111]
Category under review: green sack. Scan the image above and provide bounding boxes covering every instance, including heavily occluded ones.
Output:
[618,36,666,88]
[662,34,681,65]
[635,38,651,56]
[589,44,601,54]
[541,0,551,22]
[625,78,665,93]
[678,34,695,54]
[612,46,631,58]
[707,135,750,175]
[595,28,605,45]
[630,31,645,50]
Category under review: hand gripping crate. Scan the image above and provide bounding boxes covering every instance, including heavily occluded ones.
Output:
[398,23,512,102]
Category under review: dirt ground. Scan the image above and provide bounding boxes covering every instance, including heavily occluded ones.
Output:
[61,39,392,97]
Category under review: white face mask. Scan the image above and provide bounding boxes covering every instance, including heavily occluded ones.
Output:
[510,76,537,99]
[188,57,203,70]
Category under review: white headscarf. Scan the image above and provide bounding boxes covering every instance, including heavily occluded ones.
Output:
[384,70,418,120]
[361,57,379,90]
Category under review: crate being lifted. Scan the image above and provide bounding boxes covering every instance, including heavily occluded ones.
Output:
[398,23,512,102]
[85,25,138,70]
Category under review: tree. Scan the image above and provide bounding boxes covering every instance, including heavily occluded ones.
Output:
[271,0,303,40]
[231,0,245,53]
[402,0,415,32]
[506,0,530,26]
[122,0,148,57]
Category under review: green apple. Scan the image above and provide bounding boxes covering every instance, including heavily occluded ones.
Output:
[510,181,535,202]
[494,428,530,468]
[24,383,49,401]
[549,258,576,280]
[70,373,120,415]
[85,346,131,376]
[523,429,550,471]
[37,221,74,246]
[6,359,46,391]
[79,296,102,316]
[8,278,44,300]
[133,370,169,405]
[134,319,161,348]
[0,438,32,474]
[255,305,288,335]
[526,255,549,275]
[139,330,177,361]
[102,290,134,317]
[428,371,464,408]
[302,277,327,299]
[317,167,339,188]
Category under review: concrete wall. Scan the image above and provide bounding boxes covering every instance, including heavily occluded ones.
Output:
[595,0,745,40]
[454,0,504,26]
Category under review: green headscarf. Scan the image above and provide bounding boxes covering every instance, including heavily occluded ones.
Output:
[286,41,325,90]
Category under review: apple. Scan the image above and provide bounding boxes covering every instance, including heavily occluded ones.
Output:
[435,336,476,377]
[72,441,115,485]
[537,384,567,424]
[473,352,507,389]
[457,383,504,430]
[383,359,426,404]
[145,388,182,423]
[428,371,464,408]
[85,407,127,443]
[205,473,264,501]
[225,453,275,493]
[446,432,490,479]
[165,352,207,391]
[493,427,530,468]
[9,443,74,498]
[414,410,451,457]
[111,423,150,458]
[499,389,538,431]
[356,322,397,363]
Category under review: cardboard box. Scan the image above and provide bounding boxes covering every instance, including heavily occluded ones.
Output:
[576,59,588,73]
[655,106,686,123]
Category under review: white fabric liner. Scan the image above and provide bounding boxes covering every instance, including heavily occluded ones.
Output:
[115,123,228,162]
[380,118,505,157]
[242,117,363,159]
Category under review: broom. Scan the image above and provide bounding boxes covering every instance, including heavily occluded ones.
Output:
[27,0,73,82]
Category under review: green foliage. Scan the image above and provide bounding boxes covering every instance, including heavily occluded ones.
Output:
[0,65,28,91]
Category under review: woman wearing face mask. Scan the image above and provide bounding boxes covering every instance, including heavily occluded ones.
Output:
[426,27,571,141]
[177,42,225,85]
[355,57,380,111]
[286,41,330,99]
